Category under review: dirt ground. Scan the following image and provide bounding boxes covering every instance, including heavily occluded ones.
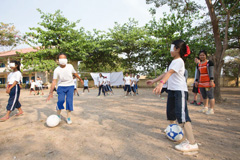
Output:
[0,87,240,160]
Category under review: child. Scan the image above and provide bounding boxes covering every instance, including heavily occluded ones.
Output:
[29,79,37,95]
[147,40,198,152]
[0,61,23,121]
[97,73,105,97]
[159,68,168,98]
[130,74,136,96]
[47,53,83,124]
[123,73,131,96]
[103,76,108,95]
[190,57,203,106]
[73,75,79,96]
[83,77,90,93]
[106,79,114,95]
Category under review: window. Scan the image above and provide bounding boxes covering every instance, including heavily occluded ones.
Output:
[23,77,29,84]
[0,78,6,84]
[0,63,5,68]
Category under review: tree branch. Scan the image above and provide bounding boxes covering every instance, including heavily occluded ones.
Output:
[219,0,228,13]
[229,0,240,14]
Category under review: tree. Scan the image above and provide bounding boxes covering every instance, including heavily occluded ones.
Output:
[80,30,122,72]
[21,9,87,72]
[146,0,240,102]
[223,49,240,87]
[108,19,150,73]
[0,22,23,51]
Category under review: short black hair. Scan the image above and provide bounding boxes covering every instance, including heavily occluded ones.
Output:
[198,50,207,57]
[57,53,67,59]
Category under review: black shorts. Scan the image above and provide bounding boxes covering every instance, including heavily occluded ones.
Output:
[35,87,39,91]
[161,88,168,94]
[192,85,199,93]
[167,90,191,124]
[30,88,34,91]
[83,86,88,90]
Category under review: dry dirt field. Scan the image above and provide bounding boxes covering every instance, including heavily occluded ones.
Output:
[0,87,240,160]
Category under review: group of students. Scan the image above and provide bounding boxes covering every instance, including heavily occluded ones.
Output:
[123,73,140,96]
[97,73,114,97]
[29,76,44,95]
[1,40,216,153]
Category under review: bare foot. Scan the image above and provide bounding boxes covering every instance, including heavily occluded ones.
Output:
[0,116,9,122]
[15,112,24,116]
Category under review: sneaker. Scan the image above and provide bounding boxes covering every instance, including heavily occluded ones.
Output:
[190,101,197,105]
[175,140,199,152]
[199,107,208,113]
[67,118,72,124]
[196,102,203,106]
[206,109,214,115]
[57,115,62,122]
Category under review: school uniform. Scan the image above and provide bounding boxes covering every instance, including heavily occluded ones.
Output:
[166,58,191,124]
[30,82,35,91]
[6,71,22,111]
[103,78,108,92]
[107,81,112,92]
[53,64,76,111]
[124,76,131,92]
[73,79,77,90]
[130,77,136,93]
[83,80,89,90]
[98,77,105,96]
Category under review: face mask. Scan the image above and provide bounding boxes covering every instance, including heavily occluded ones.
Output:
[170,44,175,52]
[59,59,68,65]
[9,63,15,67]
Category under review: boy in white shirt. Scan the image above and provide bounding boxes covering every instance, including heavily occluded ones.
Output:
[47,53,83,124]
[29,79,37,95]
[73,75,79,96]
[83,77,90,93]
[123,73,131,96]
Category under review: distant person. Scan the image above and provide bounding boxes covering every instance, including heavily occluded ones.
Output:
[123,73,131,96]
[73,75,79,96]
[195,50,215,115]
[83,77,90,93]
[97,73,105,97]
[30,79,37,95]
[190,57,203,106]
[135,75,140,95]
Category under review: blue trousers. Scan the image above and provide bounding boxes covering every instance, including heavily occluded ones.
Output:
[56,86,74,111]
[6,84,21,111]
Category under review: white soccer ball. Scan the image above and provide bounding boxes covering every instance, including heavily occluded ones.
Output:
[166,124,184,141]
[46,115,60,127]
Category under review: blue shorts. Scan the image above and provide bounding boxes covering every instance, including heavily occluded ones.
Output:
[124,85,131,92]
[6,84,21,111]
[135,84,138,89]
[167,90,191,124]
[56,86,74,111]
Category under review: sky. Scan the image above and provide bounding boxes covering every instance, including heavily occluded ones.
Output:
[0,0,167,34]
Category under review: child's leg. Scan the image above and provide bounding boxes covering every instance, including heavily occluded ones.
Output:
[65,86,74,112]
[56,86,66,111]
[67,110,71,119]
[181,122,196,144]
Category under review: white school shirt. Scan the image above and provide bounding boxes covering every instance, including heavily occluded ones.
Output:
[30,82,36,89]
[163,68,168,88]
[53,64,76,86]
[84,80,88,87]
[99,77,104,86]
[131,77,136,87]
[103,79,107,86]
[167,58,188,91]
[124,76,131,85]
[73,79,77,88]
[36,80,41,87]
[7,71,22,85]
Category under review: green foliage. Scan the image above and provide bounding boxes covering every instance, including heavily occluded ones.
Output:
[21,9,87,72]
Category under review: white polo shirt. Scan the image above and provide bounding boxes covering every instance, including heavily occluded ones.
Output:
[7,71,22,85]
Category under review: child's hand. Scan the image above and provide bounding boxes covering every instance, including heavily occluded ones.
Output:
[210,80,215,87]
[194,82,198,87]
[153,83,163,95]
[46,93,53,102]
[146,80,154,85]
[6,88,10,94]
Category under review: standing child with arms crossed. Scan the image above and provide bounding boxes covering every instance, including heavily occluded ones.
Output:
[147,40,198,152]
[47,53,83,124]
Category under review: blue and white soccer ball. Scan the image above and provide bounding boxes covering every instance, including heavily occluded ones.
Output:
[166,124,184,141]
